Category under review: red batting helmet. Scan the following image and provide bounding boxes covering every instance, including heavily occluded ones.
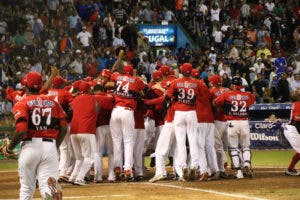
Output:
[123,65,133,75]
[152,70,163,81]
[99,69,111,78]
[180,63,192,74]
[53,75,67,87]
[25,72,42,89]
[191,69,200,78]
[160,65,170,76]
[208,75,222,86]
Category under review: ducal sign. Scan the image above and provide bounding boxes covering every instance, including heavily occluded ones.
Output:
[139,25,176,47]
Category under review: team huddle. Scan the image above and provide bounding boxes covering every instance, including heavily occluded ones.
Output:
[1,61,258,199]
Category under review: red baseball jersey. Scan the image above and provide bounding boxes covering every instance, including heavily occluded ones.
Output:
[210,87,231,121]
[13,94,67,140]
[196,82,214,123]
[161,76,177,90]
[134,101,146,129]
[167,77,202,111]
[47,88,73,105]
[291,102,300,122]
[94,92,114,127]
[111,73,145,110]
[70,94,99,134]
[214,90,256,120]
[6,87,26,104]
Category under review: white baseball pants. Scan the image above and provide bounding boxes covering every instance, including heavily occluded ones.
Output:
[59,124,71,177]
[110,106,135,171]
[18,138,59,200]
[69,134,97,181]
[283,124,300,153]
[173,110,199,177]
[134,129,146,176]
[227,120,251,169]
[198,123,219,174]
[154,122,175,176]
[94,125,114,181]
[214,120,228,172]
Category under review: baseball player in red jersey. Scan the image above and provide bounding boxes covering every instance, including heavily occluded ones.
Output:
[284,92,300,175]
[109,65,145,180]
[192,71,219,181]
[93,70,115,182]
[47,75,74,182]
[6,71,67,199]
[133,100,147,181]
[69,81,98,185]
[214,76,256,179]
[208,75,231,177]
[166,63,203,181]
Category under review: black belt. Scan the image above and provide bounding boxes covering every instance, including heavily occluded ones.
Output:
[22,138,54,143]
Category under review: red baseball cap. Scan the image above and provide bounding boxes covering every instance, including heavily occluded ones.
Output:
[72,80,83,90]
[180,63,192,74]
[25,72,42,89]
[83,76,92,82]
[191,69,200,78]
[21,75,27,86]
[123,65,134,75]
[53,75,67,87]
[208,75,222,86]
[78,81,91,93]
[152,70,163,81]
[99,69,111,78]
[160,65,170,76]
[169,69,175,76]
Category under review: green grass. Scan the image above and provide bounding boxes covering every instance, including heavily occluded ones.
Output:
[0,150,296,171]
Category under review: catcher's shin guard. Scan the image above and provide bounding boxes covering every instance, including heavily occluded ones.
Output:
[47,177,62,200]
[242,147,252,167]
[228,147,241,170]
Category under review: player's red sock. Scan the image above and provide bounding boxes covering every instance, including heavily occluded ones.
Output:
[287,152,300,170]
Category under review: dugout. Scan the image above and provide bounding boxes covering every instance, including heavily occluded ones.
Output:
[249,103,292,121]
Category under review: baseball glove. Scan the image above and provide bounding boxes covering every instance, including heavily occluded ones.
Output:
[0,140,15,159]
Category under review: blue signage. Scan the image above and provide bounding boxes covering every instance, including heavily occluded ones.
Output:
[139,25,176,47]
[249,121,291,149]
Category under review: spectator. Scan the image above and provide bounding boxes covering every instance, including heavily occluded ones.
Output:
[274,51,287,77]
[69,50,83,78]
[76,26,92,51]
[277,72,291,102]
[272,40,285,57]
[290,73,300,92]
[252,73,267,103]
[113,3,127,25]
[142,4,153,23]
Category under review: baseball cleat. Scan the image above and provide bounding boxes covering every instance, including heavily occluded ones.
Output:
[208,171,220,181]
[199,172,209,182]
[219,171,230,179]
[114,167,122,181]
[285,168,300,176]
[244,166,254,178]
[189,167,197,181]
[234,170,244,179]
[182,167,189,180]
[178,176,186,182]
[124,169,134,182]
[58,176,69,183]
[135,176,144,182]
[149,174,166,183]
[47,177,62,200]
[73,179,88,186]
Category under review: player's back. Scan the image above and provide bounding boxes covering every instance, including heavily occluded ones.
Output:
[222,90,255,120]
[14,94,65,140]
[167,77,201,111]
[111,73,145,110]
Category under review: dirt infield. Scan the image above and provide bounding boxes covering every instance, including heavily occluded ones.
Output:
[1,164,300,200]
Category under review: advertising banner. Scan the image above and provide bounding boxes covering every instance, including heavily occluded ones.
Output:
[249,121,291,149]
[138,25,176,47]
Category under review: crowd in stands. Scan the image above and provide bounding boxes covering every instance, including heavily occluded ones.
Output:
[0,0,300,120]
